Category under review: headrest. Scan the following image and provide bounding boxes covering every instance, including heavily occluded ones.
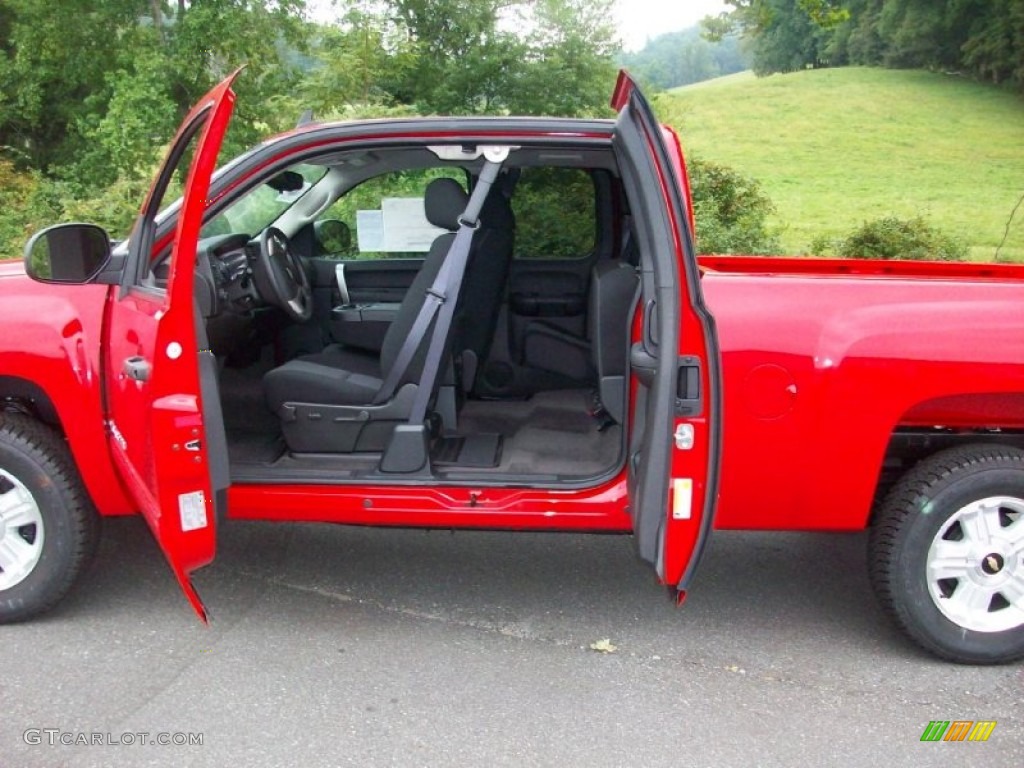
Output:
[479,189,515,230]
[424,178,469,231]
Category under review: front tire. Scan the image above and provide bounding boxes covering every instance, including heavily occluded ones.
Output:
[0,413,98,622]
[869,444,1024,664]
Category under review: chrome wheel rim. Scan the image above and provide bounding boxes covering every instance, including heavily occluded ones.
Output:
[927,496,1024,633]
[0,469,45,590]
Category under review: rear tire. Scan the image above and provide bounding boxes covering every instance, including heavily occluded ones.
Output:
[0,413,98,622]
[869,444,1024,664]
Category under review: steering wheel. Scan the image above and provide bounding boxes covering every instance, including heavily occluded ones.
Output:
[254,226,313,322]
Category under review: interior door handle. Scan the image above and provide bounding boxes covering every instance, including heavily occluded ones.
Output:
[643,299,659,347]
[123,356,152,382]
[335,263,351,306]
[630,342,657,387]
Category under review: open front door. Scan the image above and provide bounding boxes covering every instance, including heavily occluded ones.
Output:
[102,72,239,621]
[611,71,722,599]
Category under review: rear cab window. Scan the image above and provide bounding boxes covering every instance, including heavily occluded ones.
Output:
[511,167,596,260]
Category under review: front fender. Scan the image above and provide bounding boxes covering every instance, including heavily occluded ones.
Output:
[0,278,134,515]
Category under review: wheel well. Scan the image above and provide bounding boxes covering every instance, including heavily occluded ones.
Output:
[870,427,1024,523]
[0,376,63,431]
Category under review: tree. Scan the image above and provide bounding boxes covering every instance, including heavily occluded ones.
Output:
[750,0,833,73]
[506,0,618,116]
[960,0,1024,87]
[621,27,749,91]
[707,0,1024,91]
[298,5,410,113]
[381,0,617,117]
[0,0,625,249]
[0,0,144,172]
[704,0,847,40]
[385,0,524,114]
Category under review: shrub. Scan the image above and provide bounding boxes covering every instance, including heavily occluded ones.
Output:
[687,158,779,254]
[0,160,68,260]
[812,215,968,261]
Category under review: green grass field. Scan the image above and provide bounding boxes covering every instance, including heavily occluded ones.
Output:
[654,67,1024,262]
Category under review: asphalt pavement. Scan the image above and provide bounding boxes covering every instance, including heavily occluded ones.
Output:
[3,517,1021,767]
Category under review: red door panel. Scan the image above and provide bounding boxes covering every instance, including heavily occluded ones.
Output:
[612,70,722,596]
[103,72,239,620]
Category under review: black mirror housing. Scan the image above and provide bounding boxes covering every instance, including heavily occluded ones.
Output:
[266,169,305,193]
[313,219,352,256]
[24,223,112,284]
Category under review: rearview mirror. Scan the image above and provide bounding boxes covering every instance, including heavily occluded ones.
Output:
[24,223,111,284]
[266,170,305,193]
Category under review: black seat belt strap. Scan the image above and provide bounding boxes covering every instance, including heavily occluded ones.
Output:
[373,151,507,406]
[408,153,507,423]
[372,270,447,404]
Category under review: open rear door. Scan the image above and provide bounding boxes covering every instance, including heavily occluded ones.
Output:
[611,71,722,599]
[102,72,239,621]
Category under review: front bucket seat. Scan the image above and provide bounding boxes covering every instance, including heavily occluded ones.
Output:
[263,177,470,453]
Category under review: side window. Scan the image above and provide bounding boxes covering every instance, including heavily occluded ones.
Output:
[314,168,461,260]
[511,168,596,259]
[130,111,209,287]
[201,164,326,239]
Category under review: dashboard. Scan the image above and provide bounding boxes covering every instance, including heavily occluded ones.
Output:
[199,233,261,315]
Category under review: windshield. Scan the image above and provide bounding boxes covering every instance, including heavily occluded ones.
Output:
[199,163,327,238]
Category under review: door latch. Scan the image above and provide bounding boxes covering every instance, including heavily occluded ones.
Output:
[674,424,695,450]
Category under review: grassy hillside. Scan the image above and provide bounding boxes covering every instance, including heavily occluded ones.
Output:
[654,68,1024,261]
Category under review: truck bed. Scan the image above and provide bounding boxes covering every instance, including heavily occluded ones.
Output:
[699,255,1024,532]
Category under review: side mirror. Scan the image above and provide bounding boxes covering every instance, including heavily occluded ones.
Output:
[314,219,352,256]
[24,223,111,284]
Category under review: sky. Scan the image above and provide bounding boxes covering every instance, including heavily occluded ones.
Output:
[614,0,731,51]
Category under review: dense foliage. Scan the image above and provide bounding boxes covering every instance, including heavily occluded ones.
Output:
[0,0,782,261]
[620,28,749,91]
[810,215,969,260]
[709,0,1024,90]
[687,159,779,255]
[0,0,623,255]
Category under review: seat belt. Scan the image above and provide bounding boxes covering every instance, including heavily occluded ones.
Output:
[373,150,508,409]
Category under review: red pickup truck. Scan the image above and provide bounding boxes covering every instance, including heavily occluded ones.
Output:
[1,72,1022,664]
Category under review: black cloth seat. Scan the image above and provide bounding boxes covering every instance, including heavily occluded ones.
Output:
[455,187,515,388]
[588,260,639,424]
[265,345,383,407]
[263,177,471,451]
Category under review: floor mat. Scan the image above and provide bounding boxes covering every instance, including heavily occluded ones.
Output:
[454,390,621,478]
[432,433,503,467]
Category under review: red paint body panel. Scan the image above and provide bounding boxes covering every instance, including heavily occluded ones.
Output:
[0,265,135,514]
[228,478,633,531]
[100,73,240,620]
[3,134,1024,548]
[699,258,1024,531]
[638,120,718,587]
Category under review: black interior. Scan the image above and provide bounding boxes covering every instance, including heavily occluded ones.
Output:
[202,142,640,485]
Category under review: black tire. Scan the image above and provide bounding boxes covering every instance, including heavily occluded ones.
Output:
[869,444,1024,664]
[0,413,99,622]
